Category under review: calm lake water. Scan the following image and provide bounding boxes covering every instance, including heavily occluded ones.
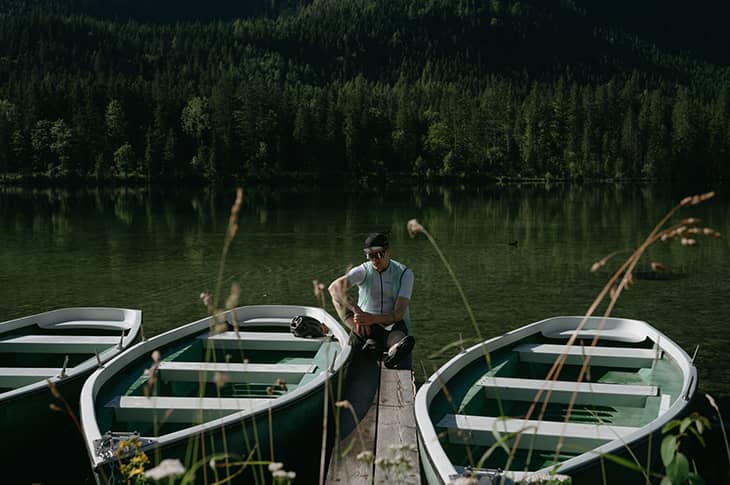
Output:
[1,183,728,482]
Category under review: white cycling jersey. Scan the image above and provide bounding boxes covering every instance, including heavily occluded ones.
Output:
[347,259,414,325]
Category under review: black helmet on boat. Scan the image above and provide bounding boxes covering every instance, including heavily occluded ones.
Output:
[290,315,326,338]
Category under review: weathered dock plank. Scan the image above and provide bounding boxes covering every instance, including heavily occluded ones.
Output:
[325,347,420,485]
[327,391,379,484]
[373,368,419,485]
[326,348,380,484]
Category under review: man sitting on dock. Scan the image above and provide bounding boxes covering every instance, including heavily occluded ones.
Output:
[328,232,415,369]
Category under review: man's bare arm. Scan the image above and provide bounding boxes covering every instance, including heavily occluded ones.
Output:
[328,275,355,322]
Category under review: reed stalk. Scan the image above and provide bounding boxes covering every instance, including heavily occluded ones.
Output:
[407,218,505,420]
[706,393,730,464]
[407,219,480,341]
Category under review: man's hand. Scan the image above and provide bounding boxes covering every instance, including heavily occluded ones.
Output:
[353,322,371,336]
[353,308,391,328]
[353,309,375,327]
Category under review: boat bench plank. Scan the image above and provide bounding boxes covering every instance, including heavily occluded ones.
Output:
[157,361,317,383]
[47,320,133,331]
[0,367,64,387]
[107,395,273,423]
[438,414,638,451]
[478,376,658,407]
[542,329,646,343]
[239,317,292,327]
[0,335,120,353]
[515,343,661,368]
[199,331,323,351]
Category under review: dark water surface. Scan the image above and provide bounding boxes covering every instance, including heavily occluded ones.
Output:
[1,183,728,481]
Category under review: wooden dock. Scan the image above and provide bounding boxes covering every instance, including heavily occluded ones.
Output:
[325,348,420,485]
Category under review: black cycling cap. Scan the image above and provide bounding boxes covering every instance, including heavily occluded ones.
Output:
[364,232,389,251]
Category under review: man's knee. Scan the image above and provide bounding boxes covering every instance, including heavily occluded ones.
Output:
[386,330,406,348]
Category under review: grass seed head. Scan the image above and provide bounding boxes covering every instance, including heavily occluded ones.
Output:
[225,283,240,310]
[705,393,719,414]
[590,260,604,272]
[226,188,244,243]
[214,372,230,389]
[407,218,425,238]
[680,191,715,207]
[624,272,634,287]
[47,380,62,399]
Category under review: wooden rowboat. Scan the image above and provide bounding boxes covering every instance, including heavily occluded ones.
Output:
[415,316,698,484]
[0,307,142,478]
[80,304,351,483]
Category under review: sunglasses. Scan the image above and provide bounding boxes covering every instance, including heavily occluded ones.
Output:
[365,250,386,260]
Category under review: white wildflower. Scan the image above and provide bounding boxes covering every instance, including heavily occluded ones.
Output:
[144,459,185,480]
[356,451,373,463]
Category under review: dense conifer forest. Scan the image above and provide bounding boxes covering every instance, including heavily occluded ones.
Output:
[0,0,729,185]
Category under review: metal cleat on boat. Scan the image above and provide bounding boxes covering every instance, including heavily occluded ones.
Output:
[94,431,155,461]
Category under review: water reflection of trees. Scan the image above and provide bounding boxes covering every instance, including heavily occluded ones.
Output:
[112,187,146,225]
[1,184,727,394]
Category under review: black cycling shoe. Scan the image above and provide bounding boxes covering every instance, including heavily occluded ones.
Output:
[383,335,415,369]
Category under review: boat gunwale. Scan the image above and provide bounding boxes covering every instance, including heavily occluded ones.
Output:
[0,307,142,401]
[80,304,352,469]
[414,315,698,483]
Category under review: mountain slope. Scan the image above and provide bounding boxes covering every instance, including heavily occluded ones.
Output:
[0,0,728,184]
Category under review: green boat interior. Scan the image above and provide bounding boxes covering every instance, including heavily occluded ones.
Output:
[429,332,685,473]
[95,319,340,436]
[0,324,131,394]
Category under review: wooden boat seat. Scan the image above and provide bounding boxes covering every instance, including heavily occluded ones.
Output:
[238,317,292,327]
[44,320,133,331]
[542,329,646,343]
[107,395,273,423]
[477,376,658,407]
[0,335,120,353]
[438,414,639,451]
[0,367,63,388]
[199,331,323,351]
[157,361,317,383]
[515,343,661,368]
